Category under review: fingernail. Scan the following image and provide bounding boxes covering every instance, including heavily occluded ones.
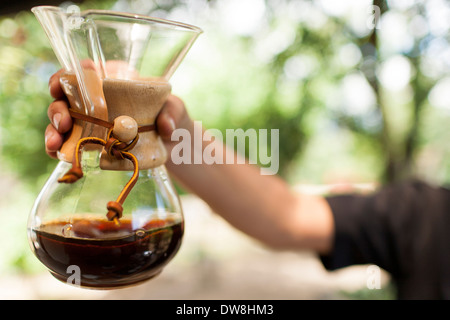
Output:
[53,113,61,131]
[45,130,53,145]
[168,116,176,132]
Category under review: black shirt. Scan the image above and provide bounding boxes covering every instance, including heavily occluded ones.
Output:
[321,180,450,299]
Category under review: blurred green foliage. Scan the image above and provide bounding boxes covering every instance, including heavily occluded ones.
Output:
[0,1,115,190]
[1,0,450,296]
[0,10,56,188]
[2,0,450,188]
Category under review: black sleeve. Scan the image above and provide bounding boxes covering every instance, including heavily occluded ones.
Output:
[320,180,449,279]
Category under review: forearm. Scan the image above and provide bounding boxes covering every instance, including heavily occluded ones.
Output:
[165,121,334,253]
[44,80,334,253]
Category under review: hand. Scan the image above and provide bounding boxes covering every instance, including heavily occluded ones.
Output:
[45,72,334,255]
[45,70,192,159]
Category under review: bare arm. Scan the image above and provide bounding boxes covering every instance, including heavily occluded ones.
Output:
[46,74,335,255]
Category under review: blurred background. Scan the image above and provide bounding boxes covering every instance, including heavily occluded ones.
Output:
[1,0,449,299]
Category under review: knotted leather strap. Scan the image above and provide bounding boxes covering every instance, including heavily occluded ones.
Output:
[58,109,156,224]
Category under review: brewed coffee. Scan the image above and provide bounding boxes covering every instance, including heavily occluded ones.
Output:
[31,217,183,288]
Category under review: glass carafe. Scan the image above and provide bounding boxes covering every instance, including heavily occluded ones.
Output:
[28,6,201,289]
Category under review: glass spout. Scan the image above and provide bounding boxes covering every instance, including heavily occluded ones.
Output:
[32,6,202,81]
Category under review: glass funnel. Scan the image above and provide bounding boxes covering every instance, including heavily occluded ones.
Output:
[28,6,201,289]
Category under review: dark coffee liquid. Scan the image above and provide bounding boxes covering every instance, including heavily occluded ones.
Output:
[31,217,183,289]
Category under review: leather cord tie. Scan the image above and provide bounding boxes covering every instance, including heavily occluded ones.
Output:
[58,109,156,225]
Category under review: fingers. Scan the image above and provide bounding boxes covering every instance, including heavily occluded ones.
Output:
[157,95,191,140]
[47,69,67,159]
[49,63,97,99]
[45,124,63,159]
[48,69,65,100]
[46,99,72,159]
[47,99,72,133]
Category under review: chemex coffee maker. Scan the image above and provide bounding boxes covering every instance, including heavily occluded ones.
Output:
[27,6,201,289]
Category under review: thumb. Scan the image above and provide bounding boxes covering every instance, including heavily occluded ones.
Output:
[157,95,191,140]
